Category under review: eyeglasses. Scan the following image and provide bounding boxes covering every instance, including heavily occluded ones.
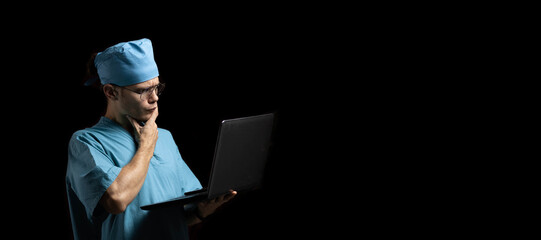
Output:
[113,83,165,100]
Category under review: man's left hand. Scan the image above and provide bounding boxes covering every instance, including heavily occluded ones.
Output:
[197,190,237,219]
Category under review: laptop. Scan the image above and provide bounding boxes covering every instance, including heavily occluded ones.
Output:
[141,112,275,210]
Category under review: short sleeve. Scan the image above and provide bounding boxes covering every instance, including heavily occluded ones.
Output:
[66,132,121,221]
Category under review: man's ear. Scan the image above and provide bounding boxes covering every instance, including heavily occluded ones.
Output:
[103,84,119,100]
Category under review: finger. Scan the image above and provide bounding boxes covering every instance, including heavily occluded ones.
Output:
[223,190,237,202]
[147,106,159,124]
[217,194,226,202]
[208,195,222,204]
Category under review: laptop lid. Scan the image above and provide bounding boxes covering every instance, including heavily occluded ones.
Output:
[206,113,275,199]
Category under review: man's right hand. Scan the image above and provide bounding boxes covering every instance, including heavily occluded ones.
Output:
[126,107,159,150]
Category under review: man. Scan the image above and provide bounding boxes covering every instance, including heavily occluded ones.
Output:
[66,38,236,239]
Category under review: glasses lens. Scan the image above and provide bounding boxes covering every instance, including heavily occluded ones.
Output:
[157,83,165,95]
[141,83,165,100]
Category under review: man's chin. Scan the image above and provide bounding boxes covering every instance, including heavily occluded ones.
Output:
[131,114,151,123]
[139,115,152,122]
[129,109,155,123]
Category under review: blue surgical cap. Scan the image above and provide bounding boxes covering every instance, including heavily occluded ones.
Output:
[93,38,159,86]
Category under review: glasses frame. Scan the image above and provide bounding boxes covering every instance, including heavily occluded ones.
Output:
[112,83,165,100]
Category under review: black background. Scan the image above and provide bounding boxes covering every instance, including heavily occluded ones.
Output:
[2,6,511,238]
[4,17,359,239]
[2,9,488,239]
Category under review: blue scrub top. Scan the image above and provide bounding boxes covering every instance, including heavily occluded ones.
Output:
[66,117,202,240]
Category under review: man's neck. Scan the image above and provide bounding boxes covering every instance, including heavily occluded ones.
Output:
[104,107,133,134]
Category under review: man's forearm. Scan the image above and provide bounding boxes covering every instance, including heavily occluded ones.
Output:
[100,146,154,214]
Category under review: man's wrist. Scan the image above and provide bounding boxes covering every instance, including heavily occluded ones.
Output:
[194,209,207,221]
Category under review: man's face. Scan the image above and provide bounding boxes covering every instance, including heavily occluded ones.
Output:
[117,77,160,122]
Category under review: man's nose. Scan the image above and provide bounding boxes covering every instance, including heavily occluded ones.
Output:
[148,90,159,103]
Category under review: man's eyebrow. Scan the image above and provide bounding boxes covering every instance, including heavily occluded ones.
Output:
[136,84,159,91]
